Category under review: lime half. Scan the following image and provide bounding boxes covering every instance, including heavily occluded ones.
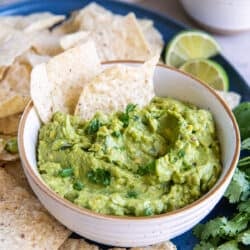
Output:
[165,31,220,67]
[180,59,229,91]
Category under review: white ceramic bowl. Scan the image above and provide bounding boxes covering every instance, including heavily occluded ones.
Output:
[18,61,240,247]
[180,0,250,34]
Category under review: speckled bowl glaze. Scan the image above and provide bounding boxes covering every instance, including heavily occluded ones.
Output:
[18,61,240,247]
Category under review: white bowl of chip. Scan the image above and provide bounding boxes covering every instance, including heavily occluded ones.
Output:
[18,61,240,247]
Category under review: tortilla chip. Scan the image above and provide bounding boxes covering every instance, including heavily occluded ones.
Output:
[55,3,151,60]
[0,151,19,162]
[216,91,241,110]
[0,92,29,118]
[0,66,7,81]
[54,3,163,59]
[0,59,31,118]
[59,238,99,250]
[52,11,81,35]
[75,56,158,120]
[0,113,21,135]
[109,241,177,250]
[108,242,176,250]
[139,19,164,57]
[0,28,34,67]
[32,30,63,56]
[79,12,151,60]
[0,167,19,197]
[0,12,65,32]
[31,41,101,123]
[0,59,31,95]
[20,49,51,67]
[0,168,70,249]
[131,242,177,250]
[3,161,31,193]
[60,31,90,50]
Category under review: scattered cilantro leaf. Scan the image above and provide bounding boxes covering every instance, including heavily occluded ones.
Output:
[220,212,249,237]
[194,241,215,250]
[241,138,250,150]
[238,156,250,167]
[216,240,239,250]
[237,200,250,214]
[193,116,250,250]
[224,168,249,203]
[237,229,250,245]
[196,217,227,240]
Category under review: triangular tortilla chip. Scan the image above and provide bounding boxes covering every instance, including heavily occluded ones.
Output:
[139,19,164,57]
[59,238,99,250]
[60,31,90,50]
[55,3,151,60]
[0,168,70,250]
[75,56,158,120]
[0,28,34,67]
[0,59,31,118]
[216,90,241,110]
[3,160,32,194]
[0,12,65,32]
[0,113,21,135]
[109,241,176,250]
[31,41,101,122]
[31,30,63,56]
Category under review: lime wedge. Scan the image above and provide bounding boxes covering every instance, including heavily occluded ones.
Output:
[180,59,229,91]
[165,31,220,67]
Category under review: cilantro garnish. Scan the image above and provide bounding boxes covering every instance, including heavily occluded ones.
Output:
[193,134,250,249]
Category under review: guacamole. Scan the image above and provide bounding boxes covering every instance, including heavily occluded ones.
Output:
[38,97,221,216]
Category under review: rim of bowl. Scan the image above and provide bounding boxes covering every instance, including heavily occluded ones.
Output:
[18,60,241,221]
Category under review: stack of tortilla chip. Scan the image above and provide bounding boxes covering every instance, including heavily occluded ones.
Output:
[0,3,178,249]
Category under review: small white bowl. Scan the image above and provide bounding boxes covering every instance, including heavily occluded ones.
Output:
[180,0,250,34]
[18,61,240,247]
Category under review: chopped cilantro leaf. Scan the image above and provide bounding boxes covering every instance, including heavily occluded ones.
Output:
[119,103,137,127]
[126,103,137,113]
[126,190,138,198]
[73,180,84,191]
[87,168,111,186]
[137,161,156,175]
[87,119,101,134]
[144,207,153,216]
[59,167,74,177]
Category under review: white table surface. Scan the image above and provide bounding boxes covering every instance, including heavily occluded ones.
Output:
[1,0,249,87]
[137,0,250,87]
